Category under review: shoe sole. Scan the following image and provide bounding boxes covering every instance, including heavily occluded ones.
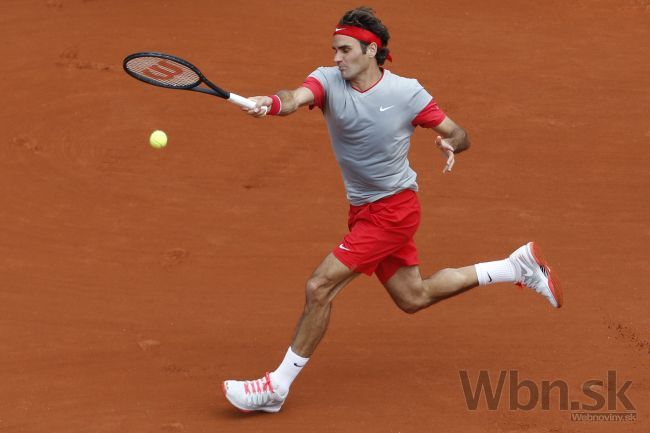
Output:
[529,242,563,308]
[221,381,283,413]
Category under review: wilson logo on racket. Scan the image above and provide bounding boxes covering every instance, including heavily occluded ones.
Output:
[142,60,183,81]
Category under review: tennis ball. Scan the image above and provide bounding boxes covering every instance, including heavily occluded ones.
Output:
[149,130,168,149]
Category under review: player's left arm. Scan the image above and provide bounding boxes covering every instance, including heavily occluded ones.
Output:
[433,116,470,153]
[431,116,471,173]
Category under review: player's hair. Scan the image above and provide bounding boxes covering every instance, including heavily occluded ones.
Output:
[338,6,391,66]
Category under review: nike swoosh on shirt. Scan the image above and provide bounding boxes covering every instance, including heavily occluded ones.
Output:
[379,105,395,112]
[338,243,352,252]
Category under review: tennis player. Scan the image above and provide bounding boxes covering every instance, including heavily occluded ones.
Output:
[222,7,562,413]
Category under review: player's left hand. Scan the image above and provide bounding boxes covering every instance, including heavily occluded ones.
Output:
[436,136,455,173]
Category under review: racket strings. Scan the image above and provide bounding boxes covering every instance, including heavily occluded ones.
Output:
[125,57,200,88]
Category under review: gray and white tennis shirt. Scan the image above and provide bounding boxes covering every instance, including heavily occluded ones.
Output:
[305,66,435,205]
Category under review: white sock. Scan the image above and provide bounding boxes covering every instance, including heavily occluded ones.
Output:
[270,347,309,392]
[474,259,516,286]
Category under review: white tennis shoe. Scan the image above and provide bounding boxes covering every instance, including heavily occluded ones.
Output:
[222,372,288,413]
[509,242,563,308]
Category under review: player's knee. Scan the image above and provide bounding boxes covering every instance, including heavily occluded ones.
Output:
[397,300,421,314]
[396,296,430,314]
[304,277,334,307]
[393,285,434,314]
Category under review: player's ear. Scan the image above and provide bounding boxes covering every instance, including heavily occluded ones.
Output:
[368,42,378,58]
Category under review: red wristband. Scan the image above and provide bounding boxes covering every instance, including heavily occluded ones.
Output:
[267,95,282,115]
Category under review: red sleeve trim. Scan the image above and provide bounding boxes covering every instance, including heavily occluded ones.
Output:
[301,76,325,110]
[411,98,446,128]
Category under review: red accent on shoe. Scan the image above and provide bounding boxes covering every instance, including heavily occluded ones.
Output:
[263,372,274,393]
[242,373,274,395]
[530,242,563,308]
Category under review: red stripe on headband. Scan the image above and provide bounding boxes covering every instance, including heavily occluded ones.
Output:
[333,26,392,62]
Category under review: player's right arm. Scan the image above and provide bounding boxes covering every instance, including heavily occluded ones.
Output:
[245,87,315,118]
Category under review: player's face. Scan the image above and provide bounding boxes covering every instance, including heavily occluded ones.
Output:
[332,35,373,80]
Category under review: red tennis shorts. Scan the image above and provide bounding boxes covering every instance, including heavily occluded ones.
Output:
[332,189,421,283]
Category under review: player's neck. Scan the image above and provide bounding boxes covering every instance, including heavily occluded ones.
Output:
[350,65,383,92]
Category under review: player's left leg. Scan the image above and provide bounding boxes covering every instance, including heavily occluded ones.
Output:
[381,241,562,313]
[382,264,478,313]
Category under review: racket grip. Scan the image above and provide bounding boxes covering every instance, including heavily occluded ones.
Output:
[228,93,268,114]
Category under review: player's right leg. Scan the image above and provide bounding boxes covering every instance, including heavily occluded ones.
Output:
[291,253,359,356]
[222,253,357,413]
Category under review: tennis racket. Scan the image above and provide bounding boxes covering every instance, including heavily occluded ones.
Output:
[123,52,266,113]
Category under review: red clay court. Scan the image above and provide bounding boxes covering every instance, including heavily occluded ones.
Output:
[1,1,648,432]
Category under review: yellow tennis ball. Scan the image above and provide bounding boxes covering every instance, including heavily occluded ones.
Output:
[149,130,168,149]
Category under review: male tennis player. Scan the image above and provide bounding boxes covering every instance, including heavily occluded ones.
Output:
[222,7,562,413]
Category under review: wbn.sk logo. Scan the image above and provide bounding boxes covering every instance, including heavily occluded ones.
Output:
[459,370,637,422]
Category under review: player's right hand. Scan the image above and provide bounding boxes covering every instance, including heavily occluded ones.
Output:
[244,96,272,118]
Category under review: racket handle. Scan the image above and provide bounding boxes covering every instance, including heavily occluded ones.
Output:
[228,93,269,115]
